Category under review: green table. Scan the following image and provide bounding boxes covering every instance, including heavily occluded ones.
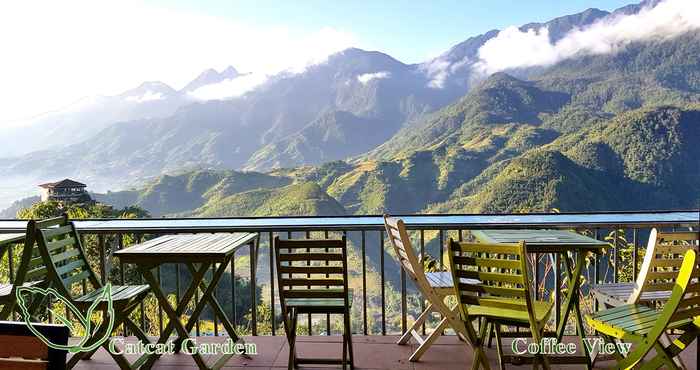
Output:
[471,229,608,369]
[115,232,258,370]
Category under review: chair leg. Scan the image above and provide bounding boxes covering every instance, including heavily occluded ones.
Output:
[287,309,298,370]
[409,316,449,361]
[398,302,433,345]
[344,311,354,370]
[493,324,505,370]
[638,342,681,370]
[487,321,495,348]
[471,347,491,370]
[469,316,491,370]
[342,328,347,370]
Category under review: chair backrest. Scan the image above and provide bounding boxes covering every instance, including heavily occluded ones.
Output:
[274,236,350,312]
[383,215,429,290]
[628,229,700,304]
[8,220,47,290]
[618,249,697,369]
[0,320,69,370]
[33,215,101,299]
[448,239,537,335]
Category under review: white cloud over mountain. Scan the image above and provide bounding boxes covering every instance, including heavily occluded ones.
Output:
[475,0,700,74]
[357,71,391,85]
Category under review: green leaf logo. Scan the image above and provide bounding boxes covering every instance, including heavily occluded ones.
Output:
[16,283,115,353]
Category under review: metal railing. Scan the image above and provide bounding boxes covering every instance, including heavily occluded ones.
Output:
[0,210,697,338]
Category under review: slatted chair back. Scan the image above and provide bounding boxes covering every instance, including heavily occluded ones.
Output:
[448,239,537,336]
[33,215,101,299]
[274,236,350,314]
[628,230,700,304]
[383,216,428,292]
[14,220,49,287]
[0,220,49,320]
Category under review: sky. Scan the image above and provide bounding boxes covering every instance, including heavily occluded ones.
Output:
[0,0,636,124]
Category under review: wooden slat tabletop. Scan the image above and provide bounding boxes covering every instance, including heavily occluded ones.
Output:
[115,233,257,264]
[471,229,608,253]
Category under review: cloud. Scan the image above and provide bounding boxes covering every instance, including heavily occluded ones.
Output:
[124,91,164,103]
[188,73,269,100]
[357,71,391,85]
[0,1,359,124]
[475,0,700,74]
[420,58,452,88]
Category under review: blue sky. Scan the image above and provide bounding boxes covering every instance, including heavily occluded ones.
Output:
[147,0,634,63]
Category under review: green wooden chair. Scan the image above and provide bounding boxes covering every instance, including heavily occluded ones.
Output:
[448,238,553,370]
[274,236,354,370]
[0,220,49,320]
[586,249,698,369]
[32,215,152,369]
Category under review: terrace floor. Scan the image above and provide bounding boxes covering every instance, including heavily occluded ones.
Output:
[71,335,698,369]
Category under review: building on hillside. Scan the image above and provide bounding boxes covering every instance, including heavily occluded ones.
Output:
[38,179,94,205]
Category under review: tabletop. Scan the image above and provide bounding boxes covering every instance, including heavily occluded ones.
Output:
[115,232,257,264]
[470,229,608,253]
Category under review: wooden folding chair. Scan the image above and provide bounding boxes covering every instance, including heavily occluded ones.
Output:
[0,220,49,320]
[32,215,151,369]
[0,320,69,370]
[590,229,699,367]
[592,229,699,308]
[384,215,473,361]
[586,249,699,369]
[274,236,353,370]
[448,239,554,370]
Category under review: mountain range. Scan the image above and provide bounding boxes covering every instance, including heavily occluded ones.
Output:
[1,0,698,215]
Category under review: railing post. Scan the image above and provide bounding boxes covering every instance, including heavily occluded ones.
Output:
[250,234,258,336]
[269,231,276,336]
[98,235,106,285]
[613,228,618,283]
[632,228,638,280]
[325,230,331,335]
[554,253,561,329]
[380,230,386,336]
[361,230,368,335]
[420,229,426,336]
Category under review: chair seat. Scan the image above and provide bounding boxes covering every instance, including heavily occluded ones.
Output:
[426,272,480,290]
[75,285,150,307]
[426,272,453,288]
[286,289,353,314]
[592,283,672,307]
[467,298,553,325]
[0,281,43,298]
[586,303,696,340]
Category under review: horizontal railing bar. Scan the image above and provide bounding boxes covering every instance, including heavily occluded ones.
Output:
[0,210,696,233]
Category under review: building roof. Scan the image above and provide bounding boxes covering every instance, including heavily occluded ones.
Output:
[38,179,87,189]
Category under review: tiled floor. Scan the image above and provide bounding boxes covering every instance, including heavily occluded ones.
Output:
[72,335,698,369]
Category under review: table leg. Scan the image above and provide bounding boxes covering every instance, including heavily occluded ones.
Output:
[138,263,211,370]
[558,251,592,370]
[185,260,241,343]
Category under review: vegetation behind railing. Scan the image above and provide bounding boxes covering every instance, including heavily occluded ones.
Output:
[0,208,696,339]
